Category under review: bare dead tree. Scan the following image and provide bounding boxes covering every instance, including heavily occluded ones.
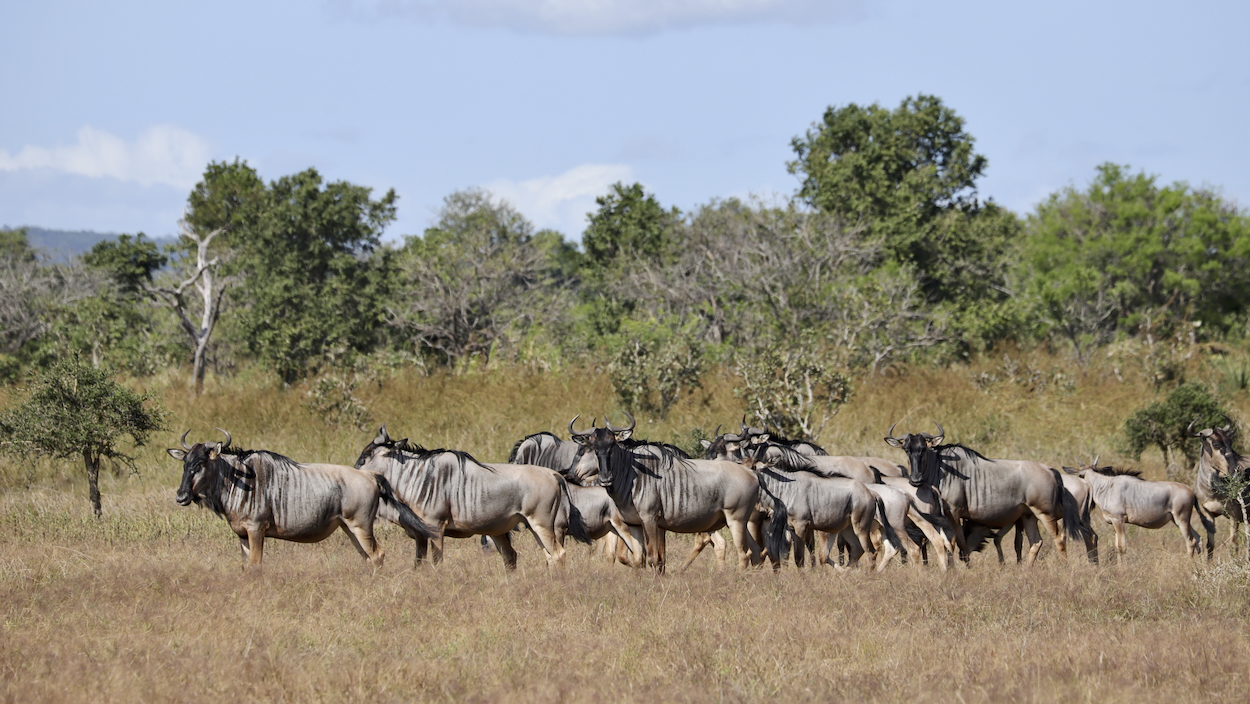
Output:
[145,218,226,395]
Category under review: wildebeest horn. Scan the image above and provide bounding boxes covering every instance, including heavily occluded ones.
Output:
[713,424,722,439]
[216,428,232,450]
[740,415,749,437]
[180,429,192,451]
[932,421,944,439]
[1187,418,1200,437]
[569,414,595,438]
[1092,454,1099,468]
[887,422,899,440]
[374,424,389,445]
[607,412,635,434]
[1222,414,1234,434]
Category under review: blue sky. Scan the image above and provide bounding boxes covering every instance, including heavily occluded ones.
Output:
[2,0,1247,241]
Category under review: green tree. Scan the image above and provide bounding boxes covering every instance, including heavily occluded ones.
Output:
[1023,163,1250,361]
[0,359,166,517]
[390,189,562,369]
[232,168,397,382]
[582,182,679,275]
[789,94,1019,308]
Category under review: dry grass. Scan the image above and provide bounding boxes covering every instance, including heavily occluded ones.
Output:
[3,349,1250,702]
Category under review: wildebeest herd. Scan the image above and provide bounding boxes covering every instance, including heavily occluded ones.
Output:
[167,414,1250,571]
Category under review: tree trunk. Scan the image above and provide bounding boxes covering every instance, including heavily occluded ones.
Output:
[84,449,102,519]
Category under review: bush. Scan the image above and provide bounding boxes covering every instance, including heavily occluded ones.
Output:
[1123,382,1229,481]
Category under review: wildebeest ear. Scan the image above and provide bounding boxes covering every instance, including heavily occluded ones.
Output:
[166,448,186,460]
[927,435,944,447]
[1061,466,1079,474]
[884,437,902,447]
[751,433,769,445]
[207,443,221,460]
[572,434,589,445]
[700,439,712,449]
[614,429,633,441]
[766,453,781,466]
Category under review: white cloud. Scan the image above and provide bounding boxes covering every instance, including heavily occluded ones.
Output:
[0,125,211,189]
[487,163,634,236]
[333,0,864,36]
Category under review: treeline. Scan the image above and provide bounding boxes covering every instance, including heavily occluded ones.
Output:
[3,94,1249,439]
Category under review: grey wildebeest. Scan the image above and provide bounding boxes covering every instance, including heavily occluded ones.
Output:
[567,414,760,572]
[1189,419,1250,559]
[743,448,878,571]
[168,429,435,568]
[746,443,930,570]
[964,470,1100,565]
[354,426,591,569]
[884,422,1083,566]
[1065,462,1208,560]
[510,427,646,566]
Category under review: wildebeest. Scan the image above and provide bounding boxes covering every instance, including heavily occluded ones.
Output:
[884,422,1083,565]
[1189,419,1250,559]
[511,422,703,568]
[354,426,590,569]
[964,471,1100,565]
[568,414,760,572]
[167,429,434,568]
[1066,462,1209,560]
[744,448,878,571]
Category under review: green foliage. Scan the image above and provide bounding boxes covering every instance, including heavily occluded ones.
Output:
[1,227,36,263]
[392,190,563,369]
[0,358,166,516]
[184,159,265,242]
[789,94,1016,308]
[231,168,397,382]
[1023,163,1250,360]
[82,234,167,295]
[608,317,705,419]
[734,334,853,442]
[582,182,679,275]
[1123,383,1229,477]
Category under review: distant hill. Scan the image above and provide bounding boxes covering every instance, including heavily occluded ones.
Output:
[4,227,178,260]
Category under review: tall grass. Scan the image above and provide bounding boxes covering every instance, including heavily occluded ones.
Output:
[3,348,1250,701]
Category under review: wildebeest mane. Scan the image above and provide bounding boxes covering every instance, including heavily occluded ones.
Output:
[765,432,828,456]
[630,442,693,473]
[759,443,832,477]
[623,437,691,460]
[1091,465,1142,478]
[508,431,561,463]
[937,443,990,463]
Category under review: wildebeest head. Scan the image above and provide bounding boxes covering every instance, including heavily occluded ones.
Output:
[166,428,233,506]
[1189,417,1239,473]
[883,421,945,487]
[353,424,414,469]
[568,413,634,487]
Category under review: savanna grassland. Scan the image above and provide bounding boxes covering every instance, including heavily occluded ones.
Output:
[3,348,1250,703]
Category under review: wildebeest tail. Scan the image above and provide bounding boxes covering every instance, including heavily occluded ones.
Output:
[1054,469,1085,543]
[374,474,437,540]
[557,474,593,544]
[765,496,789,563]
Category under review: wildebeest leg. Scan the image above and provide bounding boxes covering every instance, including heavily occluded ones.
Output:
[238,534,250,561]
[1110,517,1127,562]
[725,518,753,570]
[493,531,518,570]
[608,519,644,568]
[869,525,898,572]
[1029,505,1067,562]
[679,533,712,571]
[651,527,667,573]
[839,530,866,571]
[429,531,446,566]
[1020,515,1044,567]
[816,530,836,569]
[1013,520,1025,563]
[1175,508,1200,558]
[526,519,567,568]
[414,536,428,566]
[245,528,265,568]
[340,519,385,567]
[907,514,950,571]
